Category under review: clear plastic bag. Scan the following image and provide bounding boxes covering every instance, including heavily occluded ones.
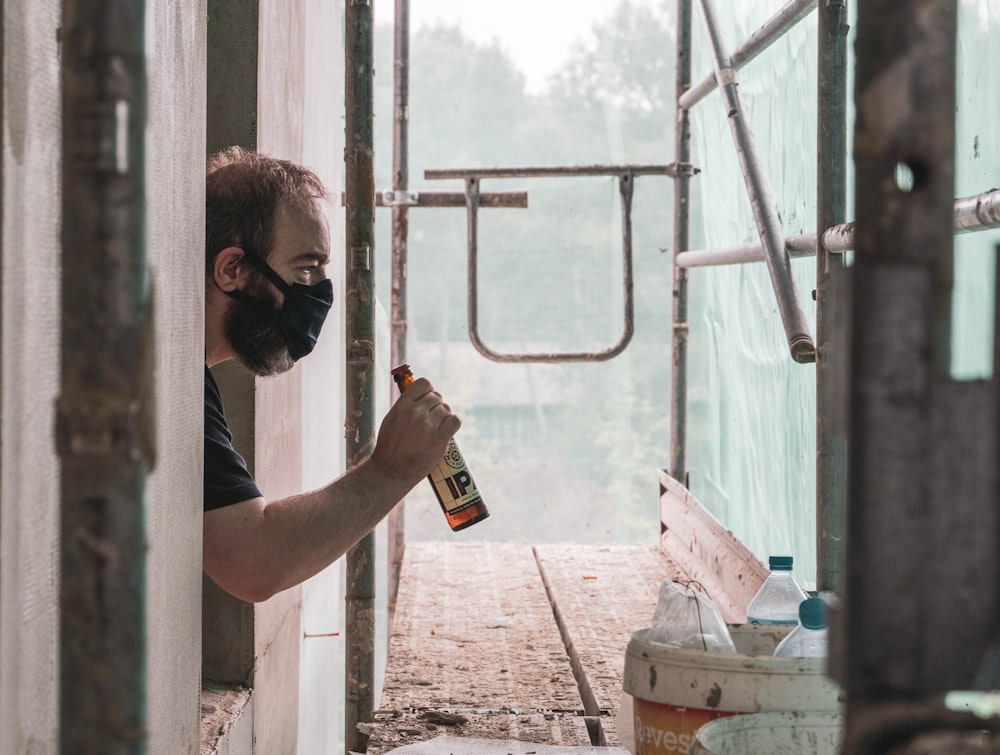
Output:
[644,579,737,653]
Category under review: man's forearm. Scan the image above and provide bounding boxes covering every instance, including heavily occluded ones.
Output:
[203,455,416,602]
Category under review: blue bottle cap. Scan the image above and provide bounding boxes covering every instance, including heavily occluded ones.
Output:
[769,555,793,570]
[799,597,828,630]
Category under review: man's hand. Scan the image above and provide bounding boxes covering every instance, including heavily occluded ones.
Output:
[369,377,461,483]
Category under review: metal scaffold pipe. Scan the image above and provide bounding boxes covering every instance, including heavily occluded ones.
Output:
[815,0,849,596]
[675,187,1000,268]
[670,0,693,484]
[387,0,410,634]
[58,0,153,751]
[696,0,816,363]
[680,0,816,110]
[344,0,377,750]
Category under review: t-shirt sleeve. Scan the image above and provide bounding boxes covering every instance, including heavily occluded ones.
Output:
[204,367,262,511]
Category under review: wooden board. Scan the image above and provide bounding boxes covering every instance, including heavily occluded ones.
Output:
[365,710,592,754]
[370,542,592,749]
[658,470,768,623]
[533,544,689,746]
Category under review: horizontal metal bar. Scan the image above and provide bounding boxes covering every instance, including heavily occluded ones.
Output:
[675,187,1000,268]
[425,163,680,180]
[340,191,528,208]
[385,190,527,208]
[954,187,1000,232]
[679,0,816,110]
[676,233,821,268]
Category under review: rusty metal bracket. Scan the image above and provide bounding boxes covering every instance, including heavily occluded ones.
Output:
[424,163,679,363]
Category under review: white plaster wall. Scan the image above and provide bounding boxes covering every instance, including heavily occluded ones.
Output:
[253,0,332,751]
[297,0,346,749]
[0,0,62,751]
[145,1,207,753]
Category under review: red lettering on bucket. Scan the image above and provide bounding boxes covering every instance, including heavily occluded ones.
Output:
[633,715,693,753]
[632,700,736,754]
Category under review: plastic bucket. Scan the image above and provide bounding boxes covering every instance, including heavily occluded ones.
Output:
[623,625,841,755]
[688,711,843,754]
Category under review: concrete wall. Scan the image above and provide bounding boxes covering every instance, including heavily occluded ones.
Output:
[0,1,62,750]
[1,1,207,753]
[296,2,347,749]
[145,1,209,753]
[205,0,346,752]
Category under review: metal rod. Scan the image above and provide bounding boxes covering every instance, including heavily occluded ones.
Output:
[679,0,816,110]
[677,233,825,267]
[464,174,636,363]
[670,0,693,484]
[344,0,376,749]
[426,163,679,180]
[954,188,1000,232]
[815,0,849,595]
[58,0,152,751]
[386,0,410,638]
[696,0,815,363]
[343,190,528,208]
[676,187,1000,268]
[381,190,527,208]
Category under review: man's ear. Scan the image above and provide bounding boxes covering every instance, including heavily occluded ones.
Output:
[212,246,246,292]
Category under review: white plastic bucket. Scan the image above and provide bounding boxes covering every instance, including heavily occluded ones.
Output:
[623,625,842,755]
[688,711,843,754]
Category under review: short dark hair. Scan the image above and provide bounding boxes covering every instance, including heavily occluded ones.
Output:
[205,146,328,272]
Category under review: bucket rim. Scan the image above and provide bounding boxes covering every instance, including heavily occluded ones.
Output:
[695,710,844,736]
[627,628,828,674]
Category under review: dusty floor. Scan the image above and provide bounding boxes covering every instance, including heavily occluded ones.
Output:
[365,541,686,753]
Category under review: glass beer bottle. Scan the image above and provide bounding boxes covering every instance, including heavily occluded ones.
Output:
[391,364,490,531]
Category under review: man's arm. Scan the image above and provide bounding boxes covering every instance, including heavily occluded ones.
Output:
[203,377,459,602]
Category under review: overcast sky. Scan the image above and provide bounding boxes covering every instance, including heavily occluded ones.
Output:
[374,0,661,93]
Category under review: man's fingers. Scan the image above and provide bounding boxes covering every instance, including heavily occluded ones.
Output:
[400,376,435,401]
[438,414,462,438]
[397,376,461,436]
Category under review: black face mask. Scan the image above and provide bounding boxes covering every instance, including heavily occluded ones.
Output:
[225,248,334,361]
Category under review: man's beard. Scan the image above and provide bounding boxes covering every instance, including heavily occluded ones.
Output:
[224,272,294,377]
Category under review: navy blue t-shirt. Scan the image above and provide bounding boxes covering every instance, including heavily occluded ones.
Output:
[204,366,262,510]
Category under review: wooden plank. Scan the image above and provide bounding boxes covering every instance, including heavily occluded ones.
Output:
[373,542,590,747]
[366,710,592,754]
[658,470,768,623]
[533,544,689,746]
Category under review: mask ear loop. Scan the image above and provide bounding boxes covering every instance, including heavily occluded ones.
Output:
[221,246,289,327]
[239,246,292,295]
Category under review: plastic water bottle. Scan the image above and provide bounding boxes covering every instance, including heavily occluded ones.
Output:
[746,555,809,624]
[774,597,829,657]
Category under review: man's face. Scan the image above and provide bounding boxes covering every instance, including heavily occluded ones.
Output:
[225,199,332,377]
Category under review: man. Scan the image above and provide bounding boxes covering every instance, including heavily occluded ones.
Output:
[203,146,457,602]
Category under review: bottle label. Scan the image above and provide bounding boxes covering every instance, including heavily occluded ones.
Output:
[430,440,482,514]
[748,618,797,625]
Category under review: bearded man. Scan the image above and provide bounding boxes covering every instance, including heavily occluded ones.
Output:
[202,147,457,602]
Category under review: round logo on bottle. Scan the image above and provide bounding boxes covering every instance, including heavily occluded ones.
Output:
[444,443,464,469]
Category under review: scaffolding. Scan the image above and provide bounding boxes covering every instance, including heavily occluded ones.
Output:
[343,0,1000,750]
